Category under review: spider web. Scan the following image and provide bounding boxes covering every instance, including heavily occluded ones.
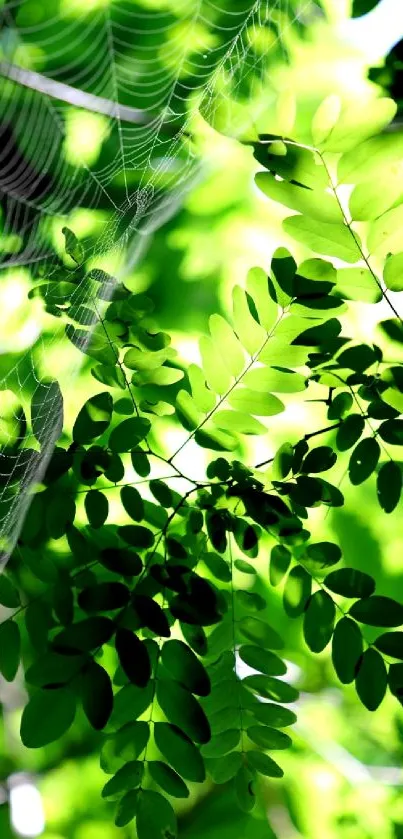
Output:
[0,0,312,563]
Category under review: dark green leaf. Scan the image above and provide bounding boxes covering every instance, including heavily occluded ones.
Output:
[0,620,20,681]
[20,687,76,747]
[148,761,189,798]
[73,392,113,444]
[136,790,177,839]
[115,628,151,688]
[350,596,403,627]
[118,525,154,549]
[374,631,403,659]
[206,751,243,783]
[246,726,291,750]
[303,591,335,652]
[270,545,291,586]
[109,418,151,453]
[115,791,140,828]
[238,616,284,649]
[102,761,144,798]
[301,446,337,474]
[78,582,130,612]
[378,420,403,446]
[31,380,63,447]
[156,679,210,744]
[336,415,365,451]
[239,645,287,676]
[100,547,142,577]
[377,461,402,513]
[251,702,297,728]
[81,661,113,730]
[132,595,170,637]
[355,648,387,711]
[246,750,283,778]
[161,640,210,696]
[332,617,363,684]
[234,765,257,813]
[243,674,298,703]
[0,576,20,608]
[325,568,375,598]
[154,722,205,782]
[120,486,145,521]
[84,490,108,528]
[349,438,380,485]
[53,617,115,653]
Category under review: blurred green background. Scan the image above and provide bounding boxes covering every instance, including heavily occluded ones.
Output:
[1,0,403,837]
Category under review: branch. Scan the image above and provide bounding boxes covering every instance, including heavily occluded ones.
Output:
[0,60,152,126]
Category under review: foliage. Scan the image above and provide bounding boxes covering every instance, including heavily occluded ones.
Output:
[1,80,403,837]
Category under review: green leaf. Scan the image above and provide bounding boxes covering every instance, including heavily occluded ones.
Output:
[352,0,383,16]
[156,679,210,744]
[325,568,375,598]
[228,389,284,417]
[109,417,150,453]
[350,596,403,627]
[377,461,402,513]
[249,701,297,728]
[334,268,381,304]
[73,392,113,444]
[0,576,20,607]
[31,380,63,447]
[154,722,205,782]
[232,286,266,354]
[199,335,232,395]
[371,193,403,254]
[0,620,20,681]
[148,761,189,798]
[243,366,306,393]
[384,252,403,292]
[84,490,108,528]
[238,616,284,649]
[246,725,291,750]
[136,790,177,839]
[114,791,139,828]
[78,582,130,612]
[283,566,312,617]
[201,729,240,758]
[120,486,144,521]
[161,640,210,696]
[270,545,291,586]
[355,648,387,711]
[337,344,376,372]
[25,652,85,688]
[212,410,266,435]
[254,141,328,189]
[374,632,403,659]
[311,94,342,145]
[206,751,243,783]
[338,128,403,185]
[303,591,335,652]
[109,682,154,727]
[349,174,403,222]
[239,645,287,676]
[115,628,151,688]
[255,172,340,222]
[62,226,84,264]
[81,661,113,730]
[336,415,365,451]
[209,315,245,376]
[378,419,403,446]
[243,674,298,703]
[332,617,363,684]
[349,438,380,485]
[202,552,231,583]
[246,750,283,778]
[283,216,362,263]
[234,765,257,813]
[102,761,144,798]
[20,687,76,747]
[246,267,278,330]
[272,443,294,480]
[388,663,403,702]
